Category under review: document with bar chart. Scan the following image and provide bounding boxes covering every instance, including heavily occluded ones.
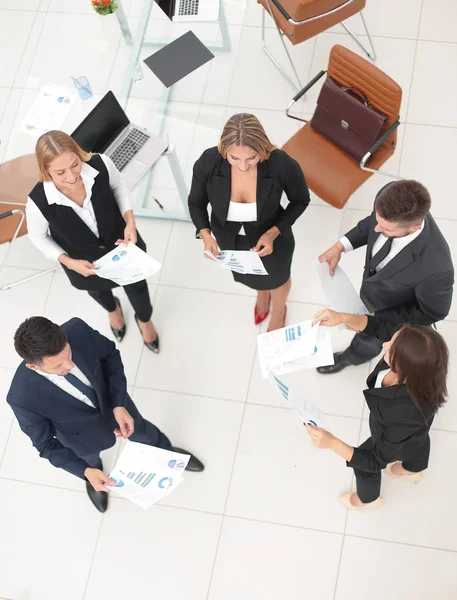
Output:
[257,320,334,379]
[204,250,268,275]
[106,442,190,509]
[267,368,322,426]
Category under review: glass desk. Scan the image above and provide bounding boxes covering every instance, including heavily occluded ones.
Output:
[1,0,311,222]
[114,0,233,221]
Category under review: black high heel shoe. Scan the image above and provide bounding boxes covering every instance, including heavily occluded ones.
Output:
[110,297,126,342]
[135,314,160,354]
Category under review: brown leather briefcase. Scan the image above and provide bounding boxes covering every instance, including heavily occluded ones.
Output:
[311,77,387,163]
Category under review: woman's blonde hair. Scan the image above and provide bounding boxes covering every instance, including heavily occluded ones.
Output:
[218,113,275,162]
[35,130,92,182]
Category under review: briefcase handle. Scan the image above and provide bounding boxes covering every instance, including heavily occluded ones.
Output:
[341,86,371,107]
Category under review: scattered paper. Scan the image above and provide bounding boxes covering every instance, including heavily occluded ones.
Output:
[20,86,77,137]
[257,320,334,379]
[268,368,322,426]
[94,242,161,286]
[107,442,190,509]
[205,250,268,275]
[317,262,368,315]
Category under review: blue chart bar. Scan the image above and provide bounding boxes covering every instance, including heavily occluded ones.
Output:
[285,327,297,342]
[142,473,156,488]
[285,325,304,342]
[274,376,289,401]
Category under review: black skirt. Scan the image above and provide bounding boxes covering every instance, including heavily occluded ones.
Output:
[229,232,295,291]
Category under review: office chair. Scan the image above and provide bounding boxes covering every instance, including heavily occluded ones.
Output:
[281,44,402,209]
[0,154,58,290]
[258,0,376,91]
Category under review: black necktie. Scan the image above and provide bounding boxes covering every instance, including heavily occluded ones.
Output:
[63,372,98,408]
[369,236,394,275]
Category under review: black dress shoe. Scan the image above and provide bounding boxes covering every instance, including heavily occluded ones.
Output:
[317,351,352,375]
[86,480,108,513]
[172,447,204,472]
[110,296,126,342]
[135,314,160,354]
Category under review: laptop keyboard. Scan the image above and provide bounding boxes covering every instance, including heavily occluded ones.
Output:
[178,0,199,16]
[110,129,150,172]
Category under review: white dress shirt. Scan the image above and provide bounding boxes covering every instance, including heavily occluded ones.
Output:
[339,220,425,272]
[36,364,97,409]
[26,154,132,261]
[375,368,391,388]
[227,201,257,236]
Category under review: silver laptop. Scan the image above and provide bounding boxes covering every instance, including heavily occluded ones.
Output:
[157,0,220,22]
[71,91,167,190]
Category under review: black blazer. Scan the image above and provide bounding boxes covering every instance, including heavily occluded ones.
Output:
[7,318,141,480]
[344,193,454,341]
[188,147,310,249]
[348,360,435,473]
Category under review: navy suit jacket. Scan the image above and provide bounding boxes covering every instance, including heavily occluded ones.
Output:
[7,318,139,479]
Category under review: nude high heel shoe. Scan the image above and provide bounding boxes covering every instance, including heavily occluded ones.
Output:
[339,492,383,510]
[386,462,423,483]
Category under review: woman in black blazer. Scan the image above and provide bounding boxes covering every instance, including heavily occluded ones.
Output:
[188,113,310,331]
[305,319,449,509]
[27,131,159,353]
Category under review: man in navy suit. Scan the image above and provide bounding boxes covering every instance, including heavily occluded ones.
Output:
[7,316,204,512]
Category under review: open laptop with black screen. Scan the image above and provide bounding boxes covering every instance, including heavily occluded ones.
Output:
[156,0,219,22]
[71,91,167,190]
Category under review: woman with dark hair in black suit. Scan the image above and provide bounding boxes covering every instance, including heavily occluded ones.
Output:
[188,113,310,331]
[305,315,449,509]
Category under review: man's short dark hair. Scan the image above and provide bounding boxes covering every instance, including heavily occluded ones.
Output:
[375,180,431,226]
[14,317,68,364]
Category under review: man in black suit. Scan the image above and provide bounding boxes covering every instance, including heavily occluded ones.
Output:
[7,317,204,512]
[317,180,454,374]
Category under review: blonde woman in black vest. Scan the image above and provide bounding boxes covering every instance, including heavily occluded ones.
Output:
[26,130,159,353]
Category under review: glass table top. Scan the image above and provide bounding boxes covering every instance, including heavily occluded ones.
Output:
[0,0,324,220]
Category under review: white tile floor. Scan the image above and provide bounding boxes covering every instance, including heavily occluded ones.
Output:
[1,1,457,598]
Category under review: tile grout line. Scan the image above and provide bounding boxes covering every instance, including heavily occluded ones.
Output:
[0,421,15,473]
[205,347,257,599]
[0,9,44,155]
[3,473,457,554]
[129,218,174,390]
[403,0,426,127]
[332,414,365,600]
[81,512,106,600]
[8,84,457,130]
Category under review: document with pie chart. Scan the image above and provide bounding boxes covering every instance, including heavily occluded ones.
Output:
[106,442,190,509]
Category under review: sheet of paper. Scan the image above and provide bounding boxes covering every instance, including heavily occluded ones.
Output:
[107,442,190,509]
[20,86,77,137]
[268,369,322,426]
[269,326,334,378]
[257,320,333,379]
[205,250,268,275]
[94,242,161,286]
[317,262,368,315]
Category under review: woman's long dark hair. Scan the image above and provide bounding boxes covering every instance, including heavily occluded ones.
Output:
[390,324,449,420]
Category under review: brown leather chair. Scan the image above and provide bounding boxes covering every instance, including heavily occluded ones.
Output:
[258,0,375,90]
[0,154,57,290]
[0,154,38,245]
[282,44,402,209]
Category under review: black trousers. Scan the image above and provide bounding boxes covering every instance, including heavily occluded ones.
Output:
[353,436,431,503]
[341,331,383,366]
[88,279,153,323]
[82,414,173,472]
